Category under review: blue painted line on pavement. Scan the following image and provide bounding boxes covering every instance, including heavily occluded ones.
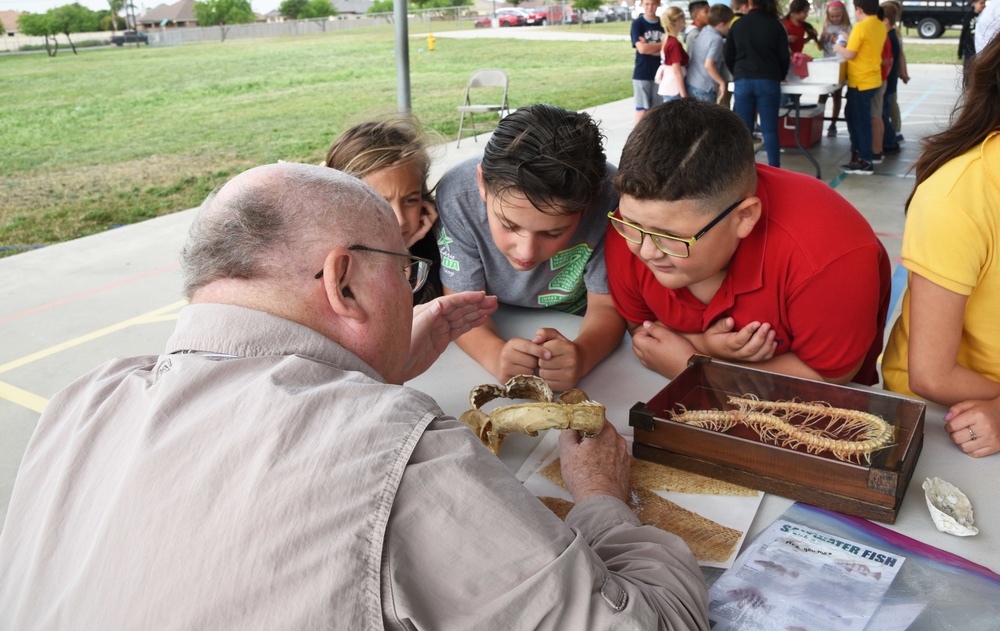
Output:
[901,83,940,120]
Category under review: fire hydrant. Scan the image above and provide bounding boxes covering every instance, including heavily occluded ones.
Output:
[427,33,436,51]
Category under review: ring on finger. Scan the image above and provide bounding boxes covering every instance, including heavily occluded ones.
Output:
[968,426,977,441]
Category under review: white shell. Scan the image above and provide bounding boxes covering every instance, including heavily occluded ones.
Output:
[922,477,978,537]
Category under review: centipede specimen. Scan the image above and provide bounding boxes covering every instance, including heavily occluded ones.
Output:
[670,394,895,464]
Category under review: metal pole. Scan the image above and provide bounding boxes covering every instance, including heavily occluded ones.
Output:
[393,0,411,113]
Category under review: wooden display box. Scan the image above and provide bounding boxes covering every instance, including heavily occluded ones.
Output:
[629,358,925,524]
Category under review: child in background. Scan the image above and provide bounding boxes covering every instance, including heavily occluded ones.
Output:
[781,0,818,55]
[325,116,442,305]
[656,6,690,100]
[724,0,789,168]
[818,0,851,137]
[684,1,711,49]
[871,18,893,163]
[959,0,986,87]
[434,104,625,391]
[686,4,734,103]
[882,2,909,155]
[631,0,666,123]
[835,0,887,175]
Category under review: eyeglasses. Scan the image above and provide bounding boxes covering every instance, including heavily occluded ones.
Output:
[314,244,432,294]
[607,199,745,258]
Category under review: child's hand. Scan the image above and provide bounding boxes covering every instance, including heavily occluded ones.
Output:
[698,317,776,362]
[631,321,697,379]
[533,328,583,391]
[495,337,550,384]
[944,396,1000,458]
[406,200,439,248]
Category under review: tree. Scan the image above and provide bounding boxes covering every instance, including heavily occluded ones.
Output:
[49,3,101,54]
[108,0,124,34]
[301,0,335,18]
[278,0,309,18]
[18,12,59,57]
[194,0,255,41]
[367,0,392,14]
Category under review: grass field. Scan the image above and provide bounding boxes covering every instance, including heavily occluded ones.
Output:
[0,23,962,256]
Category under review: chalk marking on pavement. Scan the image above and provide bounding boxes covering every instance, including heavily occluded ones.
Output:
[0,300,186,378]
[0,381,49,414]
[0,263,179,325]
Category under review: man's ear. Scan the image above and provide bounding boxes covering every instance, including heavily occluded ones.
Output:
[321,247,368,323]
[734,197,762,239]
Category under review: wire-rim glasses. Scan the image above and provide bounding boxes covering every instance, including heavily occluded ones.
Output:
[314,245,432,294]
[607,198,745,258]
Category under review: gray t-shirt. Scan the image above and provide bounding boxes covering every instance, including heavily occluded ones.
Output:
[434,157,618,314]
[687,25,726,92]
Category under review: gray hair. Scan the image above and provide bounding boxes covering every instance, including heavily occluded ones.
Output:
[180,163,390,299]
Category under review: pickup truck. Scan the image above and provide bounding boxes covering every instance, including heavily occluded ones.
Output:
[110,30,148,46]
[900,0,974,38]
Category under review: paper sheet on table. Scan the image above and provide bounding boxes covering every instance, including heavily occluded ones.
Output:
[516,431,763,569]
[707,519,905,630]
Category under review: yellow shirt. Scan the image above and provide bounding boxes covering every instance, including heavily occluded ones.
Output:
[882,133,1000,395]
[846,15,886,90]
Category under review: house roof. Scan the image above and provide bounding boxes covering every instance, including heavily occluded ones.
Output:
[139,0,199,24]
[334,0,373,14]
[1,9,24,33]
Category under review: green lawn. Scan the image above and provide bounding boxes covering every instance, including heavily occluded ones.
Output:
[0,23,962,254]
[0,28,633,254]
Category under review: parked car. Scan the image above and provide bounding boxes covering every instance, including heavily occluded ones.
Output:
[610,5,630,20]
[599,6,621,21]
[580,8,607,22]
[899,0,973,38]
[474,8,527,27]
[110,29,148,46]
[523,5,577,25]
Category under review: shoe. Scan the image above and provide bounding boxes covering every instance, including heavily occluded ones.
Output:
[883,145,901,155]
[872,152,884,164]
[827,125,838,137]
[841,159,874,175]
[896,133,905,143]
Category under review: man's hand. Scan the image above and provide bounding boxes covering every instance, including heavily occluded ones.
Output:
[533,328,584,391]
[404,291,498,381]
[945,396,1000,458]
[631,320,697,379]
[559,421,631,503]
[695,317,777,362]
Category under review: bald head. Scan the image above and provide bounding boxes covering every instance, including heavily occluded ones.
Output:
[181,162,396,300]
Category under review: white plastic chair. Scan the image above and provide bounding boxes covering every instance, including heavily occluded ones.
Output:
[456,69,510,147]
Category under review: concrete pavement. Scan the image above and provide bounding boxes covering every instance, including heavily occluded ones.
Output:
[0,63,963,525]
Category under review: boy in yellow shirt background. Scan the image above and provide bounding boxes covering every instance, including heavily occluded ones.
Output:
[835,0,887,175]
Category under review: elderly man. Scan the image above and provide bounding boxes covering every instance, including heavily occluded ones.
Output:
[0,164,709,629]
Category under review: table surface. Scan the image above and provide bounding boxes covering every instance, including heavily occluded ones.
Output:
[408,306,999,574]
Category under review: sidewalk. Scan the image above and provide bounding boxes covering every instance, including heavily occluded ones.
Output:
[0,64,962,524]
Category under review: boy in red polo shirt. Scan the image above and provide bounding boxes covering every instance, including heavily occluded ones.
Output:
[607,99,891,385]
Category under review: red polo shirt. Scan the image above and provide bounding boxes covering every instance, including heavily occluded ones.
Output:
[607,165,890,385]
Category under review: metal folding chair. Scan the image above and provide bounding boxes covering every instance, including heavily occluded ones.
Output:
[456,69,510,147]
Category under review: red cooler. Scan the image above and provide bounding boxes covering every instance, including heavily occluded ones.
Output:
[779,107,824,149]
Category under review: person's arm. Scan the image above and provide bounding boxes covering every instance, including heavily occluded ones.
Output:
[403,291,498,381]
[898,42,910,82]
[906,273,1000,404]
[672,62,688,97]
[636,37,664,55]
[704,57,727,99]
[384,418,710,630]
[944,396,1000,458]
[533,292,626,391]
